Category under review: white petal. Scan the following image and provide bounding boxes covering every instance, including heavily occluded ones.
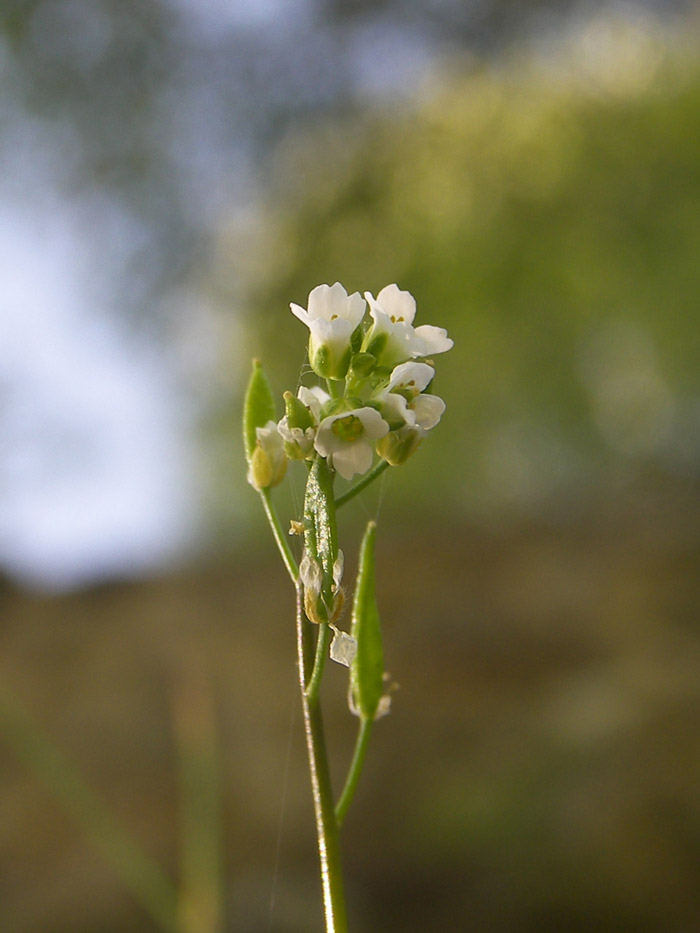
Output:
[306,282,365,328]
[365,300,391,334]
[411,393,446,430]
[355,407,390,439]
[381,392,415,426]
[300,552,322,597]
[324,281,354,318]
[278,418,315,453]
[364,305,416,366]
[256,420,284,451]
[331,440,374,480]
[329,629,357,667]
[276,416,294,443]
[345,291,367,327]
[375,694,392,718]
[364,290,378,309]
[306,283,340,320]
[309,315,354,348]
[298,385,329,422]
[290,302,312,327]
[388,361,435,393]
[375,284,417,325]
[413,324,454,355]
[313,419,336,459]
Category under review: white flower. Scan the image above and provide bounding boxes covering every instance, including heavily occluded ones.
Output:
[314,407,389,481]
[387,361,435,397]
[376,361,446,431]
[373,361,446,466]
[290,282,366,379]
[298,385,330,422]
[247,421,287,490]
[410,393,446,430]
[277,420,315,458]
[363,285,453,367]
[278,386,330,459]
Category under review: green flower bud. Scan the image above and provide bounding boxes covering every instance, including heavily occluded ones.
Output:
[247,422,288,490]
[376,425,424,466]
[243,359,276,464]
[283,390,315,431]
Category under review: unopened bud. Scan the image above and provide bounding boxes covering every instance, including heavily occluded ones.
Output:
[376,425,424,466]
[247,421,287,489]
[283,390,314,430]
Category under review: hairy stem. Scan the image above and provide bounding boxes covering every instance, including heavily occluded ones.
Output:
[260,488,298,582]
[296,587,348,933]
[305,622,332,704]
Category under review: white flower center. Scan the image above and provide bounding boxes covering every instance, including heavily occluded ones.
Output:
[331,414,365,442]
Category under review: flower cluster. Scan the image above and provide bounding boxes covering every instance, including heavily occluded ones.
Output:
[248,282,453,488]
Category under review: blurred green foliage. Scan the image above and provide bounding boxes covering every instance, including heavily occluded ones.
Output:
[229,23,700,516]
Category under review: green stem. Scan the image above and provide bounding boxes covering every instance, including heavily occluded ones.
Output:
[335,459,390,508]
[260,488,298,582]
[335,717,374,829]
[326,378,344,399]
[0,687,179,933]
[296,588,348,933]
[305,622,332,704]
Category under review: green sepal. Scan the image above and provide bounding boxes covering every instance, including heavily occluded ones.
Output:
[322,397,354,419]
[348,352,376,380]
[350,521,385,721]
[346,352,378,397]
[310,343,352,380]
[243,359,277,463]
[362,331,387,362]
[283,390,314,430]
[351,324,364,354]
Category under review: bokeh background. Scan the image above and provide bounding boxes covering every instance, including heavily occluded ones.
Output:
[2,1,699,930]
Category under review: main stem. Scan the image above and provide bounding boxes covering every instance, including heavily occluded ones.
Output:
[296,585,348,933]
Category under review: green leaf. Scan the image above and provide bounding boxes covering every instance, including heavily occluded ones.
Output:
[350,520,385,721]
[243,359,276,463]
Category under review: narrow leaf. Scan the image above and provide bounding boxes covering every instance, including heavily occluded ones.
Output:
[242,359,276,463]
[350,521,385,720]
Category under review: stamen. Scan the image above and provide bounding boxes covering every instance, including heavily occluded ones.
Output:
[331,414,364,441]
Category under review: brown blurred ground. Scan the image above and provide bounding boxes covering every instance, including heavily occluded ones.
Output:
[1,483,699,932]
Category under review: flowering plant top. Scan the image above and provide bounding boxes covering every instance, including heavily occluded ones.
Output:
[248,282,453,488]
[243,283,454,931]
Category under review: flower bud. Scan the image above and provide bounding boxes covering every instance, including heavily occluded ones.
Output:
[376,425,424,466]
[278,391,317,460]
[247,421,288,490]
[284,390,315,430]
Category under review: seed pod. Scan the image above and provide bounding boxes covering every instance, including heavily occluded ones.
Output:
[350,521,386,721]
[243,359,277,465]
